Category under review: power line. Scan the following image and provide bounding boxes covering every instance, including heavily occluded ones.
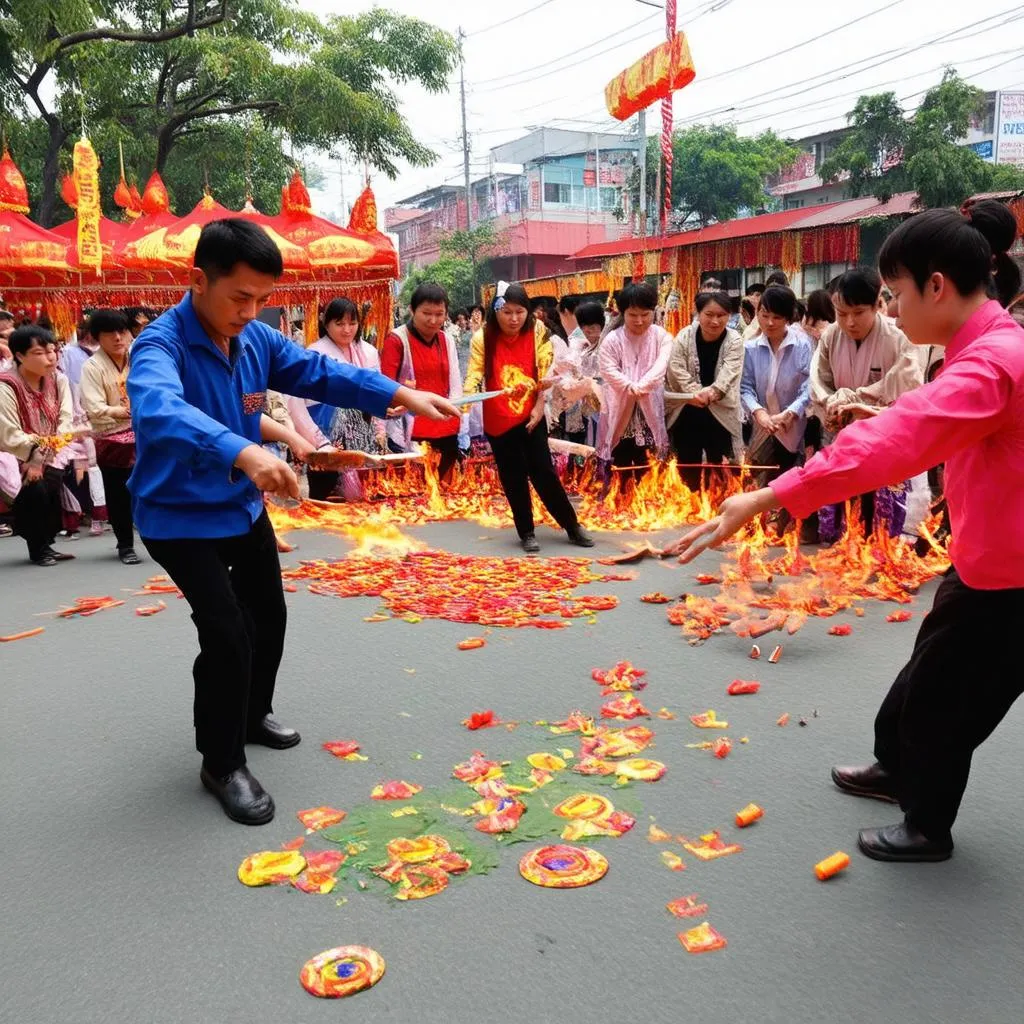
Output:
[698,0,907,85]
[465,0,559,38]
[472,12,661,86]
[472,0,733,96]
[676,20,1024,132]
[472,23,664,94]
[467,5,1024,144]
[769,52,1024,138]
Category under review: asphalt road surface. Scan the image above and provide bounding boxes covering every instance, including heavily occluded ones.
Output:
[2,521,1021,1024]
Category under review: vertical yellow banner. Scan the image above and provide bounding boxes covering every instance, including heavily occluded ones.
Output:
[73,136,102,274]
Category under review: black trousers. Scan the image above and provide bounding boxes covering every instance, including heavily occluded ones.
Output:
[307,470,338,501]
[873,569,1024,840]
[13,472,61,559]
[611,437,654,484]
[671,405,735,491]
[142,511,286,777]
[763,436,800,483]
[99,465,135,550]
[413,433,461,481]
[487,421,579,539]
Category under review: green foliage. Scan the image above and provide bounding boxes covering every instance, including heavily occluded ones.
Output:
[400,255,477,310]
[630,125,796,227]
[819,92,907,203]
[400,223,507,309]
[819,70,1023,209]
[0,1,459,223]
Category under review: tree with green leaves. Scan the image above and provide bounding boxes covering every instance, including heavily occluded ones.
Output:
[818,70,1024,209]
[399,223,506,309]
[631,125,797,228]
[818,92,907,203]
[0,1,459,224]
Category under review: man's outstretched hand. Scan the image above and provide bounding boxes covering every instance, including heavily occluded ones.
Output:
[663,488,780,563]
[392,386,462,421]
[234,444,300,500]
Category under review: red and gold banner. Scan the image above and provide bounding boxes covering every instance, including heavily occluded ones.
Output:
[0,148,31,214]
[604,32,695,123]
[73,137,102,275]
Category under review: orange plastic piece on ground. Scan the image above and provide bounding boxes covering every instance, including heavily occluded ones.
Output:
[735,803,764,827]
[814,851,851,880]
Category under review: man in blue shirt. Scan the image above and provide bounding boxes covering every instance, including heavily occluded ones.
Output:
[128,218,460,826]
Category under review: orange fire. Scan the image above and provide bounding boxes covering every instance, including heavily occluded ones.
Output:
[669,505,949,644]
[268,453,949,642]
[268,453,738,538]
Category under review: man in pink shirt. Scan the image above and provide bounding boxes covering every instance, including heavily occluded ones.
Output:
[669,200,1024,863]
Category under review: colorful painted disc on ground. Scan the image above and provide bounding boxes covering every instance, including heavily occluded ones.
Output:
[386,835,451,864]
[552,793,614,820]
[299,945,386,998]
[237,850,306,887]
[519,844,608,888]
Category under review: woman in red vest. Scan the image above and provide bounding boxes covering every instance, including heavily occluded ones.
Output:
[465,283,593,554]
[381,283,463,480]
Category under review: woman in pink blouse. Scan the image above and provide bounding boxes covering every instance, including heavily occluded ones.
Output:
[668,200,1024,864]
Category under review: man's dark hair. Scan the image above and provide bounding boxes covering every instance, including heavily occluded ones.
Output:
[9,324,56,362]
[741,298,756,319]
[194,218,284,282]
[744,282,765,296]
[0,309,14,323]
[575,301,605,329]
[765,270,790,287]
[409,282,449,311]
[833,267,883,307]
[558,294,582,315]
[618,281,658,312]
[88,308,131,338]
[759,285,798,321]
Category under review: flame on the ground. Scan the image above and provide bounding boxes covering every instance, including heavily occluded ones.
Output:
[269,452,740,539]
[670,506,949,644]
[268,452,950,641]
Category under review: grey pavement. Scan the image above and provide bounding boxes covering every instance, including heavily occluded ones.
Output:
[2,521,1022,1024]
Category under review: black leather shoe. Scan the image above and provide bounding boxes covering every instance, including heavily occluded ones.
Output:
[43,546,75,561]
[567,529,595,548]
[832,763,899,803]
[118,547,142,565]
[521,534,541,554]
[858,820,953,863]
[247,714,301,749]
[200,766,275,825]
[31,553,57,567]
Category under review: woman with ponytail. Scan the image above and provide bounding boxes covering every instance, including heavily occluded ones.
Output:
[667,199,1024,865]
[464,283,593,554]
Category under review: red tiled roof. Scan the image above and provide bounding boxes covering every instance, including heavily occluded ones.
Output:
[572,205,838,259]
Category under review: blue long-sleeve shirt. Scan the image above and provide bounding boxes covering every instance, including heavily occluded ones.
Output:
[740,329,812,454]
[126,293,400,540]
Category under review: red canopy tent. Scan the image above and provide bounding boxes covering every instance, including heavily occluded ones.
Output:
[0,149,76,301]
[0,150,399,342]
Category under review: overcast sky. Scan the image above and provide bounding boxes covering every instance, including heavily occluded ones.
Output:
[300,0,1024,218]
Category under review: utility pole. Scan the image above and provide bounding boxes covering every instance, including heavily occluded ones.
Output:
[458,27,478,300]
[637,107,647,239]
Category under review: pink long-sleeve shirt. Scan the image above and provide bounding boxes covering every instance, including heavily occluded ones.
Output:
[771,301,1024,590]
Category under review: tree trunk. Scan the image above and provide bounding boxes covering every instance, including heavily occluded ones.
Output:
[38,118,70,228]
[155,124,175,173]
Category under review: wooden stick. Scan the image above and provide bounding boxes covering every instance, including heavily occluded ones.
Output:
[611,463,780,472]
